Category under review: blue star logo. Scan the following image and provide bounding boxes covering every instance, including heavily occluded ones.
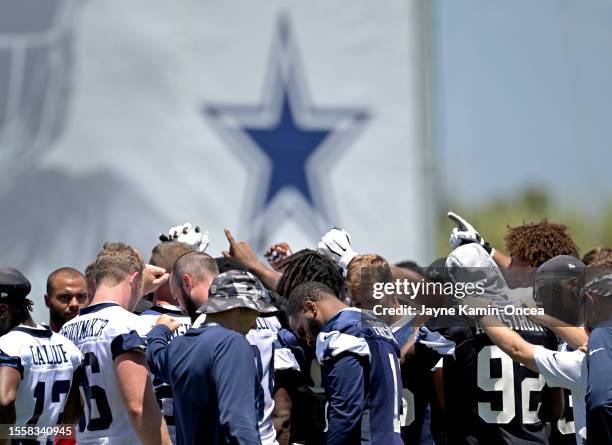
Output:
[204,15,369,245]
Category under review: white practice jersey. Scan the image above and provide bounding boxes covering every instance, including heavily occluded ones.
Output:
[140,304,191,445]
[246,316,282,445]
[0,324,82,442]
[60,302,152,445]
[534,346,587,445]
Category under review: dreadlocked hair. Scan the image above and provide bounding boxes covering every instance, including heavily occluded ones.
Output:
[276,249,343,298]
[1,296,34,325]
[504,218,579,268]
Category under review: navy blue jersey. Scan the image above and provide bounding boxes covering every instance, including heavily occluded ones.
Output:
[391,317,435,445]
[316,308,403,445]
[586,322,612,445]
[416,311,558,445]
[146,323,261,445]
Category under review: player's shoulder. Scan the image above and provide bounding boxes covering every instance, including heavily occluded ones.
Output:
[0,327,35,356]
[316,309,377,363]
[322,308,364,334]
[62,302,150,340]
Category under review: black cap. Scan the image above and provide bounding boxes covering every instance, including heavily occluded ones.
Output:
[535,255,585,281]
[0,267,31,300]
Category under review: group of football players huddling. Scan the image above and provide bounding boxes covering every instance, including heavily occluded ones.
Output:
[0,213,611,445]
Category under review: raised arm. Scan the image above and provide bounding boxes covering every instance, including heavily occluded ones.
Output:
[223,228,281,291]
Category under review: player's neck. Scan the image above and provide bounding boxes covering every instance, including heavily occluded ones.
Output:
[91,283,130,310]
[319,298,349,325]
[205,312,241,332]
[20,316,37,328]
[153,295,180,309]
[49,318,63,333]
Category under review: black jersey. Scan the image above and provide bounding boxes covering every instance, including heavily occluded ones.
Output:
[415,311,559,445]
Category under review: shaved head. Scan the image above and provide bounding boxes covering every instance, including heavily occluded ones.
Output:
[47,267,85,294]
[45,267,88,332]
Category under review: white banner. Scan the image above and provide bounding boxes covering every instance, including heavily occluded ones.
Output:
[0,0,433,321]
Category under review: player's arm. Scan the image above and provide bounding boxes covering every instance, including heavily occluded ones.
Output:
[145,325,173,384]
[223,228,281,291]
[0,348,22,437]
[145,315,181,385]
[61,366,84,424]
[478,315,538,372]
[322,353,366,445]
[272,386,292,445]
[447,211,511,269]
[526,312,588,350]
[212,335,262,445]
[115,351,172,445]
[0,366,20,440]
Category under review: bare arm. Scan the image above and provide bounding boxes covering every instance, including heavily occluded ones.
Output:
[479,315,538,372]
[492,250,511,269]
[115,351,171,445]
[527,313,588,350]
[223,228,281,290]
[0,366,20,445]
[272,387,292,445]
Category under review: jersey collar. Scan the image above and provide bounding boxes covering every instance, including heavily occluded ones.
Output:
[13,324,53,338]
[79,301,121,315]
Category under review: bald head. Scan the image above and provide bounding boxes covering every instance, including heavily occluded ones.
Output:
[47,267,85,295]
[172,252,218,286]
[45,267,89,332]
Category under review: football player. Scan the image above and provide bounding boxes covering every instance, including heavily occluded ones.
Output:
[44,267,90,333]
[216,255,298,445]
[463,255,589,445]
[582,271,612,444]
[139,241,195,444]
[0,267,82,444]
[60,242,171,445]
[147,271,277,444]
[287,281,404,445]
[410,242,564,444]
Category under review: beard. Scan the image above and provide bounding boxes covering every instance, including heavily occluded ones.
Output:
[307,317,323,343]
[181,288,200,322]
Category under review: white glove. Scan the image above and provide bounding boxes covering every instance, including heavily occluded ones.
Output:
[317,227,358,274]
[159,222,209,252]
[447,212,494,255]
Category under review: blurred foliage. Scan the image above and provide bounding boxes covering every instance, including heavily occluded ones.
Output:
[435,187,612,260]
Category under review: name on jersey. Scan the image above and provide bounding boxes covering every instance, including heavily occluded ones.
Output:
[29,344,70,365]
[60,318,109,341]
[475,311,545,333]
[364,319,396,341]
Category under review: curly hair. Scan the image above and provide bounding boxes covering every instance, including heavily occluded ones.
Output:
[504,219,579,267]
[276,249,343,298]
[582,246,612,267]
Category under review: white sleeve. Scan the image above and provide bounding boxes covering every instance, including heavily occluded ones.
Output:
[533,346,584,391]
